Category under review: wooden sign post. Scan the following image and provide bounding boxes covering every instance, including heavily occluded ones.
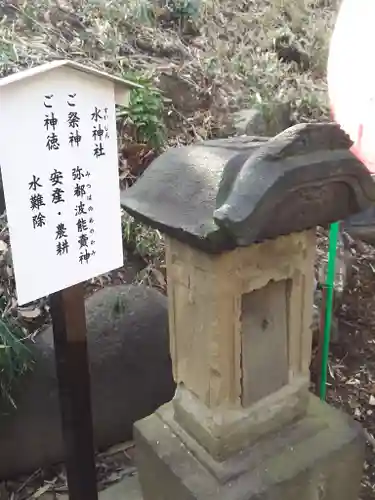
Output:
[50,284,97,500]
[0,61,139,500]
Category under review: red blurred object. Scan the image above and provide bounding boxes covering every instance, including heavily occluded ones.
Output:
[328,0,375,172]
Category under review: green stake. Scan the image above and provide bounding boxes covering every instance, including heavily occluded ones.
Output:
[320,221,340,400]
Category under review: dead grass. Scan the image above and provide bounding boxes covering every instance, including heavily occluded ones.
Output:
[0,0,337,129]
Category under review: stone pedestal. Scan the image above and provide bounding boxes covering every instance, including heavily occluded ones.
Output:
[135,396,363,500]
[121,125,373,500]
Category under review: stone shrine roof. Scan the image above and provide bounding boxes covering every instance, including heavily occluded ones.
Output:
[121,123,375,253]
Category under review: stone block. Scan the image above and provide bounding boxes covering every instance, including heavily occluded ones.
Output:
[134,395,365,500]
[0,285,175,479]
[232,105,291,137]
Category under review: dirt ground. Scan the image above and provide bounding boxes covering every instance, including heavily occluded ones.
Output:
[312,233,375,500]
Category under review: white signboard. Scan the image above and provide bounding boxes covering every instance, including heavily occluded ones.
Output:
[0,66,124,305]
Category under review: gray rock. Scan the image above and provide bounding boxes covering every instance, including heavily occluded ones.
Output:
[232,105,291,137]
[233,109,267,136]
[158,72,210,113]
[0,285,175,480]
[343,205,375,246]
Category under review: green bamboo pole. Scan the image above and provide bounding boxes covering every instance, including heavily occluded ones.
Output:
[319,221,340,400]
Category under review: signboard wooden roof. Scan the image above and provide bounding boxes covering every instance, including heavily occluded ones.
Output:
[0,59,142,105]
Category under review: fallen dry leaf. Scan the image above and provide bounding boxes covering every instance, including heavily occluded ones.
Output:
[32,479,56,499]
[18,307,42,321]
[0,240,8,253]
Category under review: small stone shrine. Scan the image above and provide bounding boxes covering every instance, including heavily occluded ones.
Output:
[121,123,375,500]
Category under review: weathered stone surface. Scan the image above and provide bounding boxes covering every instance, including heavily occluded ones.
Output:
[343,205,375,246]
[173,379,309,461]
[233,109,268,136]
[97,476,142,500]
[122,136,263,251]
[121,123,375,253]
[158,72,211,113]
[232,105,290,136]
[164,231,315,459]
[342,174,375,246]
[0,285,175,480]
[214,123,375,246]
[55,475,143,500]
[135,395,365,500]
